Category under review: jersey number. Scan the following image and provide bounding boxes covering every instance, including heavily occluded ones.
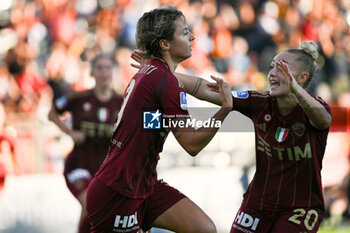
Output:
[288,208,318,231]
[113,79,136,132]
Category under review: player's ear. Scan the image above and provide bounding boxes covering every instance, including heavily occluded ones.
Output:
[159,39,170,51]
[298,72,309,86]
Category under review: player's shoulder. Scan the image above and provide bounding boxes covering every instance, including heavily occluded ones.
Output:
[309,93,329,104]
[138,60,164,77]
[54,90,91,110]
[111,90,124,101]
[68,89,92,100]
[138,63,175,89]
[231,90,270,100]
[309,93,331,114]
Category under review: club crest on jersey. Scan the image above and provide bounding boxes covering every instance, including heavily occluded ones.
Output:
[97,107,108,122]
[231,91,249,99]
[180,92,188,110]
[292,122,305,137]
[275,127,289,142]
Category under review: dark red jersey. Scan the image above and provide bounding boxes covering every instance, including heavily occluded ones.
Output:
[95,59,190,199]
[54,90,123,175]
[232,90,331,211]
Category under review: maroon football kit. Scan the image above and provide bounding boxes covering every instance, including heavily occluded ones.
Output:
[230,90,331,233]
[54,90,123,198]
[86,59,189,233]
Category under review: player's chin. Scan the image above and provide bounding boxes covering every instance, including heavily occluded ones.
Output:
[179,53,192,62]
[269,90,280,97]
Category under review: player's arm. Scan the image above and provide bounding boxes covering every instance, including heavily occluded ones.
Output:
[292,86,331,129]
[172,77,231,156]
[175,73,222,105]
[48,103,86,144]
[277,61,332,129]
[131,50,222,105]
[277,62,332,129]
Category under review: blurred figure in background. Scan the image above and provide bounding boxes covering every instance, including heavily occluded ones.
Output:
[0,103,16,196]
[48,54,123,233]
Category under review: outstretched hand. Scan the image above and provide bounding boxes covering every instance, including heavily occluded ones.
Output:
[207,75,232,109]
[276,60,299,93]
[130,50,147,69]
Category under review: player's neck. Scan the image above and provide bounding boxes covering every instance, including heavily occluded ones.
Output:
[276,94,298,116]
[93,87,112,102]
[160,55,178,73]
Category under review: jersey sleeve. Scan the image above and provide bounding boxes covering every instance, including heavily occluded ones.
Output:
[305,95,332,132]
[156,71,190,118]
[54,93,77,114]
[313,95,332,116]
[231,90,254,118]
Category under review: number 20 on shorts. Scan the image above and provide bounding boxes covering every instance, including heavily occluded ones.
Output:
[288,208,319,231]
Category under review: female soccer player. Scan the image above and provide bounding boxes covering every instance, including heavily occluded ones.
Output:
[86,6,233,233]
[224,41,332,233]
[132,40,332,232]
[48,54,123,233]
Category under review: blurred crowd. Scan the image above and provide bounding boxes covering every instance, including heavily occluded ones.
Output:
[0,0,349,112]
[0,0,349,225]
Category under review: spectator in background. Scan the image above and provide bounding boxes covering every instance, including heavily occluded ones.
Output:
[3,44,50,114]
[0,103,16,196]
[48,54,123,233]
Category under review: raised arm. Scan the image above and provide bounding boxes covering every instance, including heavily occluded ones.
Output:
[172,77,231,156]
[131,50,222,105]
[292,86,331,129]
[174,73,222,105]
[277,61,332,129]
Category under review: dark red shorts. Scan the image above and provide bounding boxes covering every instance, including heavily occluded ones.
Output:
[231,203,323,233]
[86,178,186,233]
[64,167,92,198]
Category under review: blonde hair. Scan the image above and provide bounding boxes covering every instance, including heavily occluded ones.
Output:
[300,40,319,70]
[287,40,319,88]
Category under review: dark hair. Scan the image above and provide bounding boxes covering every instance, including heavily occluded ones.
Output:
[90,54,113,71]
[286,41,319,88]
[136,5,184,59]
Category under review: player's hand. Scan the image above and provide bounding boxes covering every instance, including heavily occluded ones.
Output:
[276,60,300,93]
[130,50,147,69]
[68,130,86,144]
[209,75,232,110]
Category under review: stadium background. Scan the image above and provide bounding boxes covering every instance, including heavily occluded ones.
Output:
[0,0,349,232]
